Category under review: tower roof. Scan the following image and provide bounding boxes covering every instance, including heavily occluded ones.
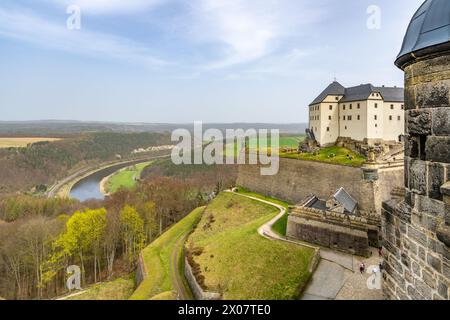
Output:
[309,81,345,106]
[396,0,450,69]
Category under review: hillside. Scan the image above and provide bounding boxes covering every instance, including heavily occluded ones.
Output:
[64,275,135,300]
[0,132,170,194]
[186,192,315,300]
[130,207,204,300]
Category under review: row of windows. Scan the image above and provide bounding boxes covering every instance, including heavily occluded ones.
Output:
[312,103,404,111]
[312,114,402,121]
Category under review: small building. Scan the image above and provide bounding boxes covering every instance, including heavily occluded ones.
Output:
[287,188,380,257]
[308,82,405,146]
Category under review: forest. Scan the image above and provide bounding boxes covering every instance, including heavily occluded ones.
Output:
[0,157,237,300]
[0,132,171,195]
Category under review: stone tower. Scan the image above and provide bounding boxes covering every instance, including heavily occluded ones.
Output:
[382,0,450,300]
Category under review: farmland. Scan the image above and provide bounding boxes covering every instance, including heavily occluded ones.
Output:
[0,137,61,148]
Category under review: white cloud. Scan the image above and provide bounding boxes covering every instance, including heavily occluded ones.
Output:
[0,7,168,68]
[184,0,326,69]
[48,0,164,15]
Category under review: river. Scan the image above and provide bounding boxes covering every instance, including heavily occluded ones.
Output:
[69,159,159,201]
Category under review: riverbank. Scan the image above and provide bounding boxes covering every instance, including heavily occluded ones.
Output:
[48,152,171,199]
[100,161,154,196]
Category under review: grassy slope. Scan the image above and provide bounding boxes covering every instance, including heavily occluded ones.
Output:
[281,146,366,167]
[106,161,153,193]
[130,207,204,300]
[187,193,314,300]
[67,275,135,300]
[235,187,290,237]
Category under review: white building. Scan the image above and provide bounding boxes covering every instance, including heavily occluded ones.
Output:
[308,81,405,146]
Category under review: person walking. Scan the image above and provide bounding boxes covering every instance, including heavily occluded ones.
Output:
[359,262,366,274]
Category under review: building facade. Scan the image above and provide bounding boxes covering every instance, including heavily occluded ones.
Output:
[382,0,450,300]
[308,82,405,146]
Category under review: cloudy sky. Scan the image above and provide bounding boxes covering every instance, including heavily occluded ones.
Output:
[0,0,424,123]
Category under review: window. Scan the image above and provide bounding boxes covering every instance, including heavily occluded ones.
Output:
[391,104,394,110]
[335,97,339,101]
[327,127,330,132]
[374,115,378,120]
[398,116,401,121]
[357,115,360,120]
[343,116,346,120]
[350,104,353,110]
[389,116,393,120]
[328,116,332,120]
[345,126,347,130]
[357,103,360,109]
[348,116,352,121]
[375,103,378,108]
[343,105,346,110]
[401,105,404,110]
[375,124,378,128]
[329,105,333,110]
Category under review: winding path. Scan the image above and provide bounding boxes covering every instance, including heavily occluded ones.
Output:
[225,190,383,300]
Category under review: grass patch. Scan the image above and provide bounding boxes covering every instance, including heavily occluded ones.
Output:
[0,137,61,148]
[234,187,290,237]
[187,193,314,300]
[106,161,153,193]
[280,146,366,167]
[272,213,289,237]
[129,207,204,300]
[66,275,135,300]
[224,135,305,158]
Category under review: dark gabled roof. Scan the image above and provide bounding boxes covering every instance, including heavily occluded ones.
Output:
[333,187,357,214]
[396,0,450,69]
[310,82,404,105]
[375,86,404,103]
[309,81,345,106]
[339,84,375,103]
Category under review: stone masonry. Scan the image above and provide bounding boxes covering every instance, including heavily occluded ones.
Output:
[382,53,450,300]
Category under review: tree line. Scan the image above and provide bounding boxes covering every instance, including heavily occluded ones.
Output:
[0,132,171,195]
[0,161,237,300]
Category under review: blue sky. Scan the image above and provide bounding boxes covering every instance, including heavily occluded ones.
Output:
[0,0,424,123]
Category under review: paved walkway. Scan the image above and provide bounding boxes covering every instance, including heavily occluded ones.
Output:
[228,190,384,300]
[303,247,383,300]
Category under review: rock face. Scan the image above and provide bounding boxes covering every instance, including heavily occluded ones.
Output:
[382,53,450,300]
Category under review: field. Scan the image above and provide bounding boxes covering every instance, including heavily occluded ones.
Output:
[130,207,204,300]
[0,137,61,148]
[106,161,153,194]
[66,275,135,300]
[280,146,366,167]
[224,135,305,157]
[187,192,315,300]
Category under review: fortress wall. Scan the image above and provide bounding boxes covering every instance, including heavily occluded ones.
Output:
[237,158,403,215]
[382,53,450,301]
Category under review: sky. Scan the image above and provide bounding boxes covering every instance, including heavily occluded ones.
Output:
[0,0,425,123]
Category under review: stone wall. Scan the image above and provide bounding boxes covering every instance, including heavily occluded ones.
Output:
[184,257,221,300]
[287,206,371,257]
[382,53,450,300]
[237,158,403,216]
